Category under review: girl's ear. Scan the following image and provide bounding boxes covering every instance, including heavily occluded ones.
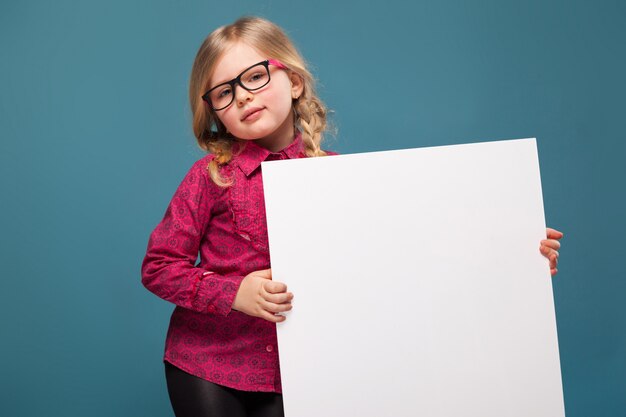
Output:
[290,72,304,100]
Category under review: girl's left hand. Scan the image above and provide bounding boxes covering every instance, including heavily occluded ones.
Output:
[540,227,563,276]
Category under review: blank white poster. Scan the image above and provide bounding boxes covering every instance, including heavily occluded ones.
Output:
[262,138,565,417]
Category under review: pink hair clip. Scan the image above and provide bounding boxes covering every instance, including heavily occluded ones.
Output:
[268,59,288,69]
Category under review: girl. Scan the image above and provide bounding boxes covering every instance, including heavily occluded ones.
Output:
[141,16,563,417]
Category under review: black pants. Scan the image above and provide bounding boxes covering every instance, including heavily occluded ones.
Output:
[164,361,285,417]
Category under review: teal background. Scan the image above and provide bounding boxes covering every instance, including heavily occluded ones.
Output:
[1,0,624,416]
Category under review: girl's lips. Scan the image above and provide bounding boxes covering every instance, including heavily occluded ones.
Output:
[241,107,265,122]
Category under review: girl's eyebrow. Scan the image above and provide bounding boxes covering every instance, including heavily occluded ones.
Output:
[211,73,235,87]
[211,60,265,87]
[211,68,243,87]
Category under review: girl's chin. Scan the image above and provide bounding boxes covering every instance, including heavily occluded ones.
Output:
[236,133,274,142]
[236,128,278,142]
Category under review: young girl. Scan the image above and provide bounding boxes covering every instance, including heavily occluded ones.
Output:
[141,16,563,417]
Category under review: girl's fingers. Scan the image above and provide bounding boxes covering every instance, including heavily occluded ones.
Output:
[257,279,292,320]
[541,239,561,250]
[540,246,559,267]
[546,228,564,239]
[543,246,559,258]
[544,229,562,277]
[258,284,293,316]
[259,310,287,323]
[264,280,287,294]
[550,255,559,268]
[264,291,294,304]
[540,245,559,258]
[261,299,293,314]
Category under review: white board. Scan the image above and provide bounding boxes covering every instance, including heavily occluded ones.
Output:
[262,138,565,417]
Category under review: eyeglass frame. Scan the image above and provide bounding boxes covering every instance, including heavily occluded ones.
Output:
[202,59,288,111]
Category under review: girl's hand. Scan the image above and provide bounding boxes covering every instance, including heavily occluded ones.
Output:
[540,227,563,276]
[232,268,293,323]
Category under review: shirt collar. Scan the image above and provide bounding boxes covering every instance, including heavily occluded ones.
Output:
[234,131,304,177]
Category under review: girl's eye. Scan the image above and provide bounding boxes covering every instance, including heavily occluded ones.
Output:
[216,87,232,99]
[246,71,267,84]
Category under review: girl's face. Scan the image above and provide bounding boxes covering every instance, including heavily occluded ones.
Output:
[209,41,303,152]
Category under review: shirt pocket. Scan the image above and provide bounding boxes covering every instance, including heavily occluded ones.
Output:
[227,177,269,254]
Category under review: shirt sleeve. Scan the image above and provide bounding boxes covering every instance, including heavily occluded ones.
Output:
[141,158,242,316]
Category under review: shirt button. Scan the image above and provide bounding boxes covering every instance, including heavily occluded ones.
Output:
[266,345,274,352]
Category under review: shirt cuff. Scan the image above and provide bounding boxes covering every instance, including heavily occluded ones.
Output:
[193,272,245,316]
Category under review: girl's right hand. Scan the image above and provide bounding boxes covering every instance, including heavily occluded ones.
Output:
[232,269,293,323]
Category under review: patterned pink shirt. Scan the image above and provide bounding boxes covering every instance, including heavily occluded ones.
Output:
[142,133,326,393]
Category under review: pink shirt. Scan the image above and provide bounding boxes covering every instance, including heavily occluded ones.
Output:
[142,133,328,393]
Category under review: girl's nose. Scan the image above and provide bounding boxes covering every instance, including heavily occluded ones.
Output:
[235,85,254,106]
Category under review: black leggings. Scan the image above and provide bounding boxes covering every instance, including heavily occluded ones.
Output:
[164,361,285,417]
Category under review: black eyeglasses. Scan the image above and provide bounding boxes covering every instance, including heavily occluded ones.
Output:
[202,59,288,111]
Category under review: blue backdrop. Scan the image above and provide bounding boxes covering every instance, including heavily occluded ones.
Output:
[1,0,624,416]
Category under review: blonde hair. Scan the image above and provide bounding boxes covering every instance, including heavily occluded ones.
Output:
[189,16,330,186]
